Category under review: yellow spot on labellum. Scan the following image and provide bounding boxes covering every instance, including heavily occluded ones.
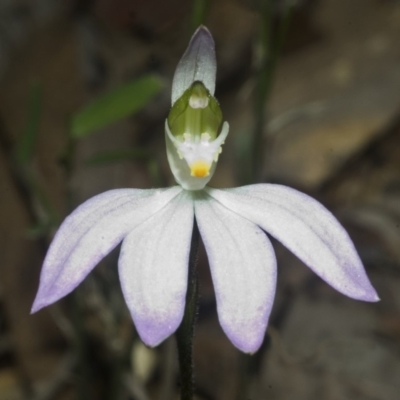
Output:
[190,161,210,178]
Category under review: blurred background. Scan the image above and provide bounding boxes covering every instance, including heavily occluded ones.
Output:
[1,0,400,399]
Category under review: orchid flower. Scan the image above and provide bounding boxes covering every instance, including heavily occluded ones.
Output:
[32,27,379,354]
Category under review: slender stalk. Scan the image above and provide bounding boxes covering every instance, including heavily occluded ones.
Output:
[251,0,273,183]
[176,220,200,400]
[16,83,42,164]
[251,0,295,183]
[239,2,295,397]
[191,0,211,31]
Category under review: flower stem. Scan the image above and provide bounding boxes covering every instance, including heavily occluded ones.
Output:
[176,220,200,400]
[251,0,273,183]
[191,0,211,31]
[251,0,295,183]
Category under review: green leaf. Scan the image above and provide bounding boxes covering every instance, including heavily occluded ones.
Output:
[71,75,164,138]
[16,83,43,164]
[85,149,151,166]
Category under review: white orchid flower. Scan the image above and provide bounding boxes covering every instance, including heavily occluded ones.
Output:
[32,27,378,353]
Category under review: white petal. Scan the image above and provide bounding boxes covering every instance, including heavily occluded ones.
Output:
[171,26,216,105]
[119,191,194,347]
[32,187,182,312]
[194,192,277,353]
[165,121,221,190]
[206,185,379,302]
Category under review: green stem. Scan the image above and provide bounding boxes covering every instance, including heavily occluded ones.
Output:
[251,0,295,183]
[176,221,200,400]
[251,0,273,183]
[16,82,42,164]
[191,0,211,31]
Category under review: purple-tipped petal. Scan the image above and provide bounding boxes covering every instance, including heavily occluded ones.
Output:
[32,187,182,313]
[195,192,277,353]
[119,191,194,347]
[171,26,216,105]
[206,185,379,302]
